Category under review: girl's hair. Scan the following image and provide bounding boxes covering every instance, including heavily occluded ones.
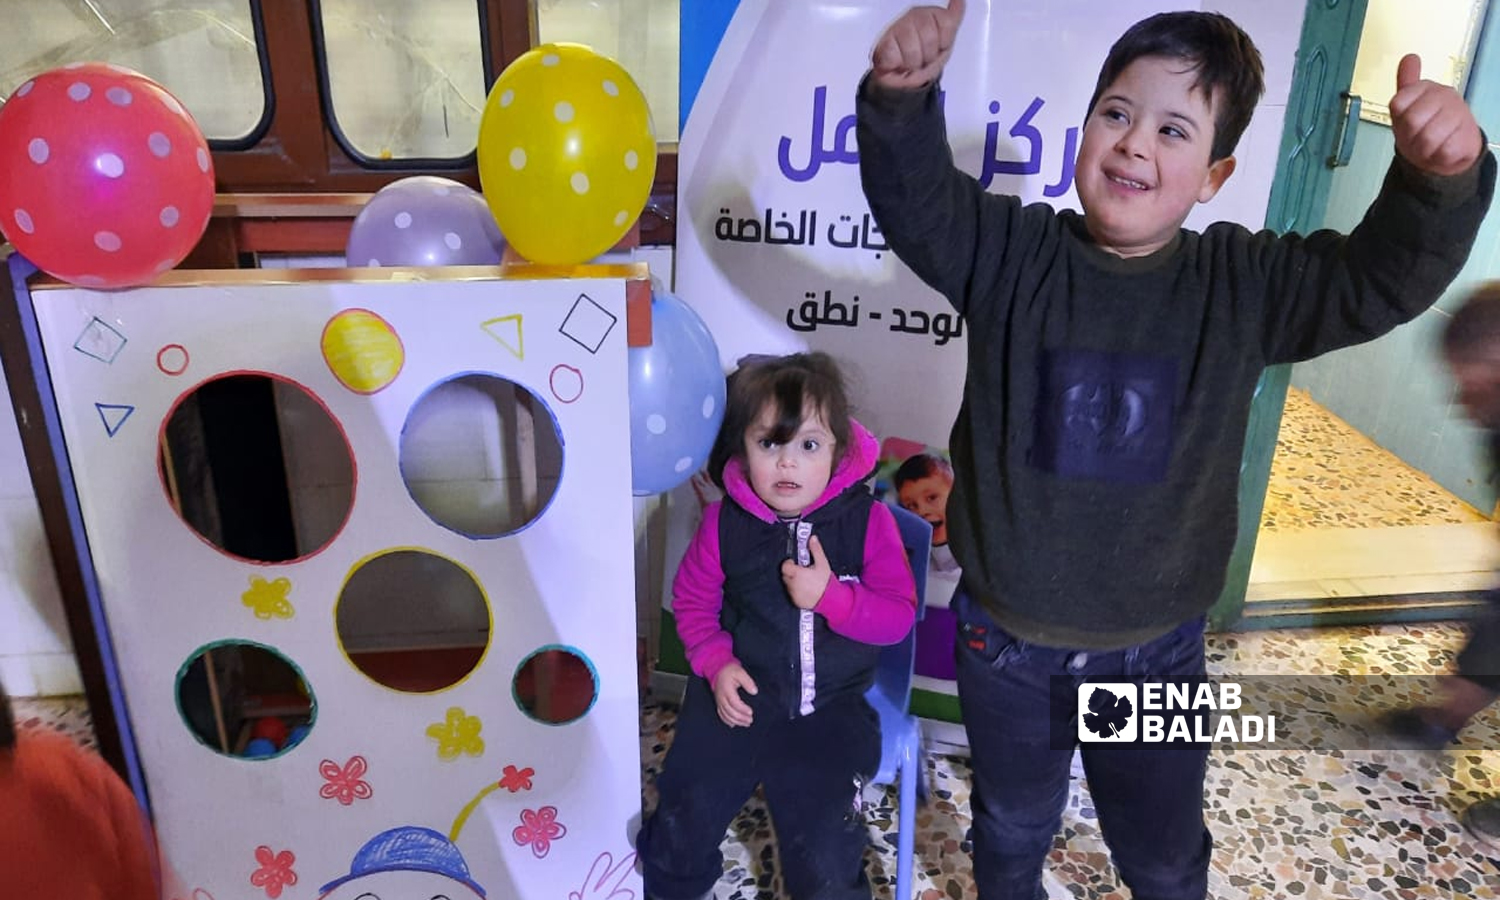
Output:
[1444,281,1500,361]
[0,677,15,751]
[707,351,853,489]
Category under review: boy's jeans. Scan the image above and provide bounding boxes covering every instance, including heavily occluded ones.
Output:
[954,591,1212,900]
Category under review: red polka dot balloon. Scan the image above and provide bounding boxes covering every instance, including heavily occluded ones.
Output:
[0,63,215,288]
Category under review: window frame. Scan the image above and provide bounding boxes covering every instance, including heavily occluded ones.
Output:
[208,0,676,244]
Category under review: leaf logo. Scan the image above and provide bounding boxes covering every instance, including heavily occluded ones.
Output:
[1077,683,1138,742]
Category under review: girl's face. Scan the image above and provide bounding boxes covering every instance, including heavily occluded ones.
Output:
[744,402,837,517]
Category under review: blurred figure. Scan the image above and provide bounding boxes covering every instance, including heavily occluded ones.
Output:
[1381,281,1500,852]
[0,678,159,897]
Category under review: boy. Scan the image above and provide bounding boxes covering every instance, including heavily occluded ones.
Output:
[1381,283,1500,853]
[895,452,963,678]
[858,3,1493,898]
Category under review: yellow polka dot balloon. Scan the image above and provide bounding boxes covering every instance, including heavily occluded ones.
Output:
[478,43,656,265]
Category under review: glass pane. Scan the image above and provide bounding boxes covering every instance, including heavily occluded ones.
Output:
[537,0,680,143]
[0,0,266,143]
[317,1,488,161]
[1351,0,1488,125]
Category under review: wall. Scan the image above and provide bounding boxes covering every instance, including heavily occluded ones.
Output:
[1291,5,1500,513]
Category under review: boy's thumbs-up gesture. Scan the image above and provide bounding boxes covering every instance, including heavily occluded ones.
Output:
[871,0,966,91]
[1390,53,1484,177]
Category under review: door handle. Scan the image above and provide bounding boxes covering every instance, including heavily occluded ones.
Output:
[1327,92,1361,168]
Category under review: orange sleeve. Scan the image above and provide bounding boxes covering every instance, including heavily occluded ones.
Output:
[85,748,160,900]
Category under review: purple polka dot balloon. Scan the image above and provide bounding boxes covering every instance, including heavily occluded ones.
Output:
[346,176,507,268]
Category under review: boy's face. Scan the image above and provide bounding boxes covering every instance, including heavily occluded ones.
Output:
[1449,349,1500,430]
[897,472,952,545]
[1075,55,1237,258]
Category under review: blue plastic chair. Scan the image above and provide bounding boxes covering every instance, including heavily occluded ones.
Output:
[865,504,930,899]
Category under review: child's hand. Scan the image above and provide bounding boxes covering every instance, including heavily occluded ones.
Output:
[870,0,965,91]
[712,663,758,728]
[1389,53,1484,177]
[782,534,833,610]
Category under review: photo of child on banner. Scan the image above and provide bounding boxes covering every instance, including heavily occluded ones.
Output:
[873,437,960,688]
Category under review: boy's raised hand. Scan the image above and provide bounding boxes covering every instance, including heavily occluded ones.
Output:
[871,0,966,91]
[1389,53,1484,177]
[782,534,832,610]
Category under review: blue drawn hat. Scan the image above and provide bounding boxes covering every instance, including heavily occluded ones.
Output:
[319,826,486,897]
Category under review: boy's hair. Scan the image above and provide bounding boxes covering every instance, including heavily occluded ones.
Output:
[1444,281,1500,361]
[893,452,953,489]
[1088,11,1265,163]
[708,351,854,490]
[0,677,14,751]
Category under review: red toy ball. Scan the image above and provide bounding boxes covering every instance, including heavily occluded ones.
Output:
[250,716,290,749]
[0,63,215,288]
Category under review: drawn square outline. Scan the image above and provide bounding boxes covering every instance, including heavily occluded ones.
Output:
[559,293,617,355]
[73,317,127,364]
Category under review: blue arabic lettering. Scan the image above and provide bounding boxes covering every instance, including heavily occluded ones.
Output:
[778,85,859,182]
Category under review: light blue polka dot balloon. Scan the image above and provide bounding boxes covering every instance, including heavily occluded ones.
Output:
[629,288,725,495]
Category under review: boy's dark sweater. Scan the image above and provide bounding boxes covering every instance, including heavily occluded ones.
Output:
[857,79,1495,649]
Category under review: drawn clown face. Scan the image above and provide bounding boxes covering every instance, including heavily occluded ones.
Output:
[319,826,488,900]
[319,868,486,900]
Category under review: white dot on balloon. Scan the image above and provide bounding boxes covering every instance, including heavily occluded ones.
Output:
[154,259,176,274]
[509,147,526,170]
[67,82,91,102]
[13,209,34,234]
[674,457,694,473]
[703,395,717,418]
[542,53,560,66]
[160,206,180,227]
[196,147,210,172]
[148,132,172,157]
[624,150,639,171]
[433,185,451,196]
[613,210,628,227]
[554,101,575,123]
[444,232,462,250]
[647,414,667,435]
[499,89,514,108]
[394,212,413,229]
[571,172,590,194]
[97,154,125,178]
[106,87,133,106]
[602,79,619,97]
[94,231,122,252]
[367,257,381,266]
[16,80,33,97]
[27,138,48,164]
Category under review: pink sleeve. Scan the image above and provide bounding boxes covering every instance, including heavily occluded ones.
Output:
[672,503,738,683]
[814,503,918,645]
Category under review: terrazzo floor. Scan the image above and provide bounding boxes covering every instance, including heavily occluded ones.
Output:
[1261,389,1486,533]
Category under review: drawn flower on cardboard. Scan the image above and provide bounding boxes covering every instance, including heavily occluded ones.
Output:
[318,755,373,806]
[426,706,485,760]
[512,806,567,858]
[242,576,294,620]
[250,845,297,898]
[498,763,534,793]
